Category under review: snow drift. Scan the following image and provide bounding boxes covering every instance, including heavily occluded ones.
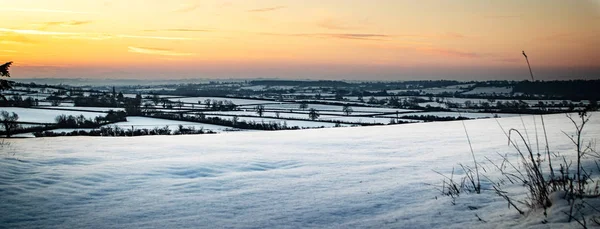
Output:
[1,113,599,228]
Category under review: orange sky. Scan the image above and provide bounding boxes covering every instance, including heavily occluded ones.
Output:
[1,0,599,80]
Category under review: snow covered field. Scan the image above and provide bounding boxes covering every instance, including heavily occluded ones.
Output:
[259,103,417,113]
[462,86,513,95]
[377,112,521,119]
[205,115,344,128]
[169,97,282,105]
[108,117,236,133]
[39,106,125,112]
[0,107,105,123]
[1,113,599,228]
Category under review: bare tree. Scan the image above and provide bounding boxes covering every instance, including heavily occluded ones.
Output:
[299,102,308,110]
[1,111,19,137]
[342,105,353,116]
[255,105,265,117]
[308,108,320,120]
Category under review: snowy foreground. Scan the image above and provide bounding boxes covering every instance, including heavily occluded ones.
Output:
[1,113,599,228]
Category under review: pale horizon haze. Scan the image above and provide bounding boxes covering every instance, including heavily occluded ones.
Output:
[1,0,599,80]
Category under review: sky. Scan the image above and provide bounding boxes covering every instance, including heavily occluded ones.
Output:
[1,0,599,81]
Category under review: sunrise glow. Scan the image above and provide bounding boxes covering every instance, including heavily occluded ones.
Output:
[1,0,599,80]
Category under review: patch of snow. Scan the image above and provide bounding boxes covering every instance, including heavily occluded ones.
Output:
[108,116,235,133]
[462,87,513,95]
[39,106,125,112]
[0,113,598,228]
[0,107,105,123]
[169,97,281,105]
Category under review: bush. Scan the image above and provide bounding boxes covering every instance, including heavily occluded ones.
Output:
[438,110,600,227]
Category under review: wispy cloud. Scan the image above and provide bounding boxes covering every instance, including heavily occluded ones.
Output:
[247,6,285,12]
[142,28,212,32]
[118,34,195,40]
[35,20,93,28]
[0,33,36,45]
[128,46,194,56]
[260,32,389,41]
[494,58,520,63]
[419,47,479,58]
[316,18,357,30]
[0,28,78,36]
[173,4,200,13]
[394,32,465,39]
[536,33,578,42]
[325,33,389,40]
[0,8,93,14]
[0,28,195,41]
[51,34,114,41]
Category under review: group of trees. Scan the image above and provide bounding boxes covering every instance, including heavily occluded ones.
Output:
[202,99,237,111]
[73,93,143,115]
[147,112,304,131]
[54,110,126,128]
[513,80,600,100]
[0,95,39,107]
[258,103,324,120]
[34,124,216,137]
[400,115,470,122]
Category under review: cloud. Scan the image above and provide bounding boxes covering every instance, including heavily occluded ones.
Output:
[128,46,194,56]
[247,6,285,12]
[142,28,212,32]
[32,20,93,29]
[41,20,92,27]
[494,58,521,63]
[0,28,195,41]
[0,33,36,45]
[118,34,195,40]
[394,32,465,39]
[316,18,357,30]
[173,4,200,13]
[0,28,77,36]
[419,47,480,58]
[218,2,233,8]
[50,34,114,41]
[536,33,578,43]
[324,33,389,40]
[260,32,389,41]
[262,30,463,41]
[0,8,92,14]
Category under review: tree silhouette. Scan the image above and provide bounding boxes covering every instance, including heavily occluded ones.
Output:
[299,101,308,110]
[117,92,125,101]
[342,105,353,116]
[308,108,319,120]
[1,61,13,101]
[255,105,265,117]
[1,111,19,137]
[151,94,160,105]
